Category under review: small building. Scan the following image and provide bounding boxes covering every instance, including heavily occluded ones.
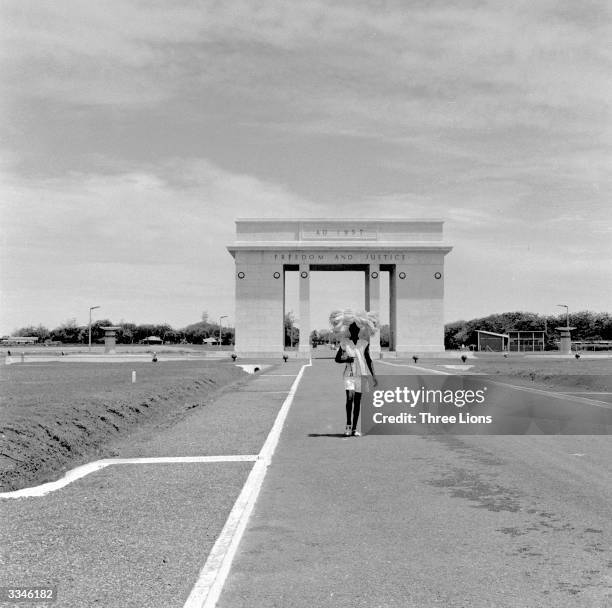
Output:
[508,330,545,352]
[0,336,39,345]
[476,331,509,352]
[142,336,163,345]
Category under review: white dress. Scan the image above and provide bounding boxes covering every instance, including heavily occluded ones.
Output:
[340,337,371,392]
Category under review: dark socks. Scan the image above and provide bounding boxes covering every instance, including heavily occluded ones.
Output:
[345,390,361,430]
[345,390,354,425]
[352,393,361,431]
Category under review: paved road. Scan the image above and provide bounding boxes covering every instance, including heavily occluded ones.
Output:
[1,359,611,607]
[218,360,612,608]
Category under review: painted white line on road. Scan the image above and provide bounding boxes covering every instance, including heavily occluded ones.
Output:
[561,392,612,395]
[491,381,612,409]
[260,374,296,376]
[108,456,258,464]
[378,361,450,375]
[183,360,312,608]
[240,390,290,394]
[377,366,612,408]
[0,456,258,499]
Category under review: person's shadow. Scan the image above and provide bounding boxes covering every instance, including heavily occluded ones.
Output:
[308,433,349,438]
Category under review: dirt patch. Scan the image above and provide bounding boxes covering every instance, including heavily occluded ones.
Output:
[0,361,250,491]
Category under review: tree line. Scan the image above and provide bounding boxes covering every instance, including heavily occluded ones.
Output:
[10,310,611,349]
[310,311,611,350]
[309,325,392,347]
[10,318,235,346]
[444,311,612,350]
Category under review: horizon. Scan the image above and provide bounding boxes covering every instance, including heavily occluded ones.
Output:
[6,307,609,339]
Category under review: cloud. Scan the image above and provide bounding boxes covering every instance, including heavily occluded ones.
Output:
[4,2,610,119]
[0,158,320,331]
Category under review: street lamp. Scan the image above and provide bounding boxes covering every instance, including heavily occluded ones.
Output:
[555,304,575,355]
[218,315,227,348]
[89,306,100,352]
[556,304,569,328]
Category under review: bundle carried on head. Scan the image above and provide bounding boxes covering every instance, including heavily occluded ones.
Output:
[329,309,380,339]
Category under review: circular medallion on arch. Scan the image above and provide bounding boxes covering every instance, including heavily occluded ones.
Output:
[398,271,406,280]
[434,272,442,280]
[273,271,281,279]
[300,271,309,279]
[370,271,379,279]
[237,271,246,279]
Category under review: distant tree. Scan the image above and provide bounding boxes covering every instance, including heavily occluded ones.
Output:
[444,310,612,350]
[116,322,137,344]
[284,312,299,347]
[50,318,84,343]
[163,329,182,344]
[182,321,214,344]
[154,324,172,341]
[317,329,334,345]
[444,320,465,350]
[221,327,235,345]
[91,319,113,344]
[379,324,390,348]
[133,324,157,343]
[12,324,50,340]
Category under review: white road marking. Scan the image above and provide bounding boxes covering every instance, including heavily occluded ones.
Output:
[241,390,290,394]
[378,361,450,375]
[377,364,612,408]
[0,456,258,499]
[260,374,296,376]
[490,381,612,409]
[183,361,311,608]
[561,391,612,395]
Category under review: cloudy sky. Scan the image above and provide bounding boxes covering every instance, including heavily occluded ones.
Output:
[1,1,611,334]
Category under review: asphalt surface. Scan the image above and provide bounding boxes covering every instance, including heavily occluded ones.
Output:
[218,360,612,608]
[1,359,611,607]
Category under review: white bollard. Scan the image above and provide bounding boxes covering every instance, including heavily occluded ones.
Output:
[132,371,136,383]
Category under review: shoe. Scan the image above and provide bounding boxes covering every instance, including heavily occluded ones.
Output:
[351,430,361,437]
[344,425,351,437]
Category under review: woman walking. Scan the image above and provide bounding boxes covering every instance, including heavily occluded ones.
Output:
[330,309,379,437]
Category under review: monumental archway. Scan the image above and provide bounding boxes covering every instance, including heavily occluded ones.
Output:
[227,219,452,358]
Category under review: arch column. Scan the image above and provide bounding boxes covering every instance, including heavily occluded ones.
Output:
[365,263,381,357]
[298,263,311,354]
[394,254,446,353]
[233,253,284,356]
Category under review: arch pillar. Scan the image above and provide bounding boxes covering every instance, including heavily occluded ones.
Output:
[298,263,311,354]
[365,263,381,357]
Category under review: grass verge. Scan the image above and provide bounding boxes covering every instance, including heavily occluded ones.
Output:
[0,361,249,491]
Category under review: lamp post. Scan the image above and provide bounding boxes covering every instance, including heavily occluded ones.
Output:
[218,315,227,348]
[89,306,100,352]
[555,304,574,355]
[556,304,569,328]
